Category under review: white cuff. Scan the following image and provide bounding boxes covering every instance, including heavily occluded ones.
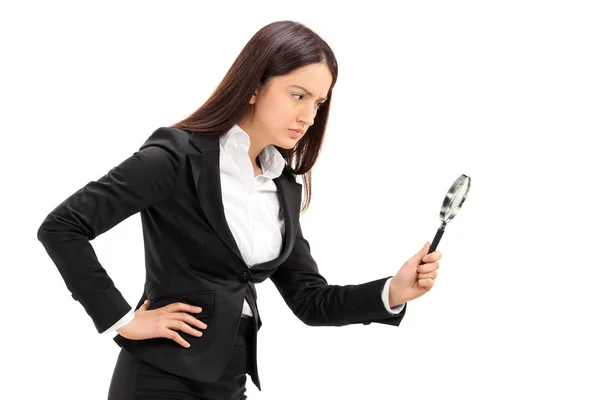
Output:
[101,309,135,336]
[382,277,405,314]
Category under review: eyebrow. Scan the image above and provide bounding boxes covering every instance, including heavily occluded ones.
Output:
[288,85,328,102]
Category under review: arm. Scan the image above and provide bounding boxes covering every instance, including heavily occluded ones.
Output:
[37,127,184,333]
[269,224,407,327]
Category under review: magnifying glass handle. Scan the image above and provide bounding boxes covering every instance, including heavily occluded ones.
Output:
[429,228,444,254]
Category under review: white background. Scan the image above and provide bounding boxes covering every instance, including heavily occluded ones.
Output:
[2,0,599,399]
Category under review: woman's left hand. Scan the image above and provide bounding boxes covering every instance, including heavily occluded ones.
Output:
[388,242,442,307]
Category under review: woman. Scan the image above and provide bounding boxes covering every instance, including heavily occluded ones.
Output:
[37,20,441,399]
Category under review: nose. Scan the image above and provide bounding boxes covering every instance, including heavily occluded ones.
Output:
[298,105,316,127]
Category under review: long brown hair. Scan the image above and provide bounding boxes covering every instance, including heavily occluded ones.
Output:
[170,20,338,213]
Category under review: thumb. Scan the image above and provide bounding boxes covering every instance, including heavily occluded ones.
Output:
[410,241,430,263]
[138,299,149,311]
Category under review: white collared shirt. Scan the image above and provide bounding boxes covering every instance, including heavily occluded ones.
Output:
[102,124,403,335]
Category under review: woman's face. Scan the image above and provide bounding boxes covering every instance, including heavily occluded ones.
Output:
[244,62,333,150]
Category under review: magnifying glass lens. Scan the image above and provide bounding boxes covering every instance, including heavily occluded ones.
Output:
[428,174,471,255]
[448,183,469,216]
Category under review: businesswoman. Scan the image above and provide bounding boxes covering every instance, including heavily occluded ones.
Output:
[37,20,442,399]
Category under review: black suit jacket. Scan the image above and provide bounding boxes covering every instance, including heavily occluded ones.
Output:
[37,126,406,390]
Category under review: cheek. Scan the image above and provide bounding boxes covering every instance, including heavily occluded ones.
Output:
[264,97,296,125]
[279,101,298,123]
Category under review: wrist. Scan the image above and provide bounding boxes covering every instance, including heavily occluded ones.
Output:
[388,281,405,308]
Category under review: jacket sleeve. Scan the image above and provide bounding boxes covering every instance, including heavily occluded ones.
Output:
[37,127,185,333]
[269,223,407,327]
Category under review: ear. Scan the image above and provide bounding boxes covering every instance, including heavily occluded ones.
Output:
[249,83,265,105]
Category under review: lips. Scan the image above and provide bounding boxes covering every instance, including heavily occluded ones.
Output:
[289,129,303,138]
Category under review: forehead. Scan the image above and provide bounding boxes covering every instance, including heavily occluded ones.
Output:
[274,63,332,98]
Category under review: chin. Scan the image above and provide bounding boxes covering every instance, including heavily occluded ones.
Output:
[277,140,298,150]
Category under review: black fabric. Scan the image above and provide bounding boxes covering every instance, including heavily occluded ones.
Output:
[107,317,254,400]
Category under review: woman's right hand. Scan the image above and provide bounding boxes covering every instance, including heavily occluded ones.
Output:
[116,300,208,348]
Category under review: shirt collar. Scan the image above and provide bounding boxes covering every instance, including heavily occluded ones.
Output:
[220,124,287,179]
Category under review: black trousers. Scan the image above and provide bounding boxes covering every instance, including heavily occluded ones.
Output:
[107,316,254,400]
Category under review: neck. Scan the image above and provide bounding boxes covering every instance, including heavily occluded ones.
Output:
[237,120,268,169]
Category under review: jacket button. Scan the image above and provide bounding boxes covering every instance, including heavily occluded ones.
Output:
[238,271,251,283]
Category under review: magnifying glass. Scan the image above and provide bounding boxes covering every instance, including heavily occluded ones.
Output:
[427,174,471,255]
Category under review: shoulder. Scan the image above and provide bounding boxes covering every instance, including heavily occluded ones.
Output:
[278,164,305,189]
[281,164,297,181]
[139,126,192,153]
[130,127,196,178]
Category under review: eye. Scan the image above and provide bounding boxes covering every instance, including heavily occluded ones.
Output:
[293,94,325,110]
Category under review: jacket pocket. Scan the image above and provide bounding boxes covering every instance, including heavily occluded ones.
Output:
[148,290,215,319]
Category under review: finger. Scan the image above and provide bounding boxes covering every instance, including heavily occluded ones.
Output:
[417,270,438,280]
[160,328,190,348]
[410,242,430,264]
[423,251,442,263]
[418,278,435,290]
[169,312,208,330]
[137,300,149,311]
[417,261,440,274]
[165,320,204,338]
[164,302,203,315]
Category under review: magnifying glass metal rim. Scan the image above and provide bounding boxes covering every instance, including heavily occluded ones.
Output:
[440,174,471,223]
[426,173,471,256]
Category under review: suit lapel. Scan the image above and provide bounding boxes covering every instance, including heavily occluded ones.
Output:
[187,131,302,271]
